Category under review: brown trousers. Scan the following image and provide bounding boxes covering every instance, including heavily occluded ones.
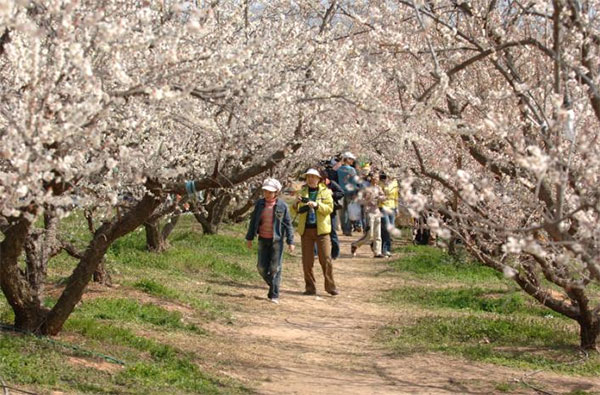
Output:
[301,228,336,293]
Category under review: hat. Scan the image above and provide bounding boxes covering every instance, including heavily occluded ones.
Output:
[261,178,281,192]
[304,168,321,178]
[341,151,356,160]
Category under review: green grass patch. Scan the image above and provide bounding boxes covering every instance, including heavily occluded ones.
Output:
[133,278,180,299]
[0,332,85,388]
[64,318,241,393]
[380,315,600,375]
[0,214,255,394]
[0,293,13,323]
[74,297,204,334]
[381,245,600,376]
[387,286,566,319]
[107,228,255,281]
[65,317,175,356]
[132,278,230,320]
[116,358,225,394]
[388,245,504,283]
[49,215,256,282]
[0,319,245,394]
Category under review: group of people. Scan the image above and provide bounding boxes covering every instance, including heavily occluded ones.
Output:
[332,152,399,259]
[244,152,399,304]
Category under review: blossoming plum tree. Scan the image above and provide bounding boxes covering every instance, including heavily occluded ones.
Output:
[0,0,367,334]
[356,0,600,349]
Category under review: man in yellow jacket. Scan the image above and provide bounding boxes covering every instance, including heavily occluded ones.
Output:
[291,168,339,296]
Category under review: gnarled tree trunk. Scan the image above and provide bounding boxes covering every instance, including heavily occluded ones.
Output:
[228,187,261,223]
[0,215,50,332]
[0,192,161,335]
[92,259,111,285]
[144,197,182,252]
[145,219,167,252]
[579,318,600,351]
[144,214,180,253]
[42,192,162,335]
[193,193,232,235]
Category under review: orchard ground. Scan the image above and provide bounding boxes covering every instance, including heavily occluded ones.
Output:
[0,216,599,394]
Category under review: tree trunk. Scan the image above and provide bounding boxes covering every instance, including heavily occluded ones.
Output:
[578,317,600,350]
[14,305,50,332]
[143,197,182,252]
[161,214,179,240]
[195,212,217,234]
[23,213,63,301]
[93,259,111,285]
[229,188,261,223]
[194,193,232,235]
[43,191,161,335]
[23,230,48,303]
[447,237,458,256]
[145,219,167,252]
[0,216,51,333]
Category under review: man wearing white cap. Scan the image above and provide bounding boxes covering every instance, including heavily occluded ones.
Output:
[337,152,358,236]
[291,168,339,296]
[245,178,295,304]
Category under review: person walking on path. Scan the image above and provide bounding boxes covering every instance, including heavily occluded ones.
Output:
[351,172,386,258]
[379,171,399,257]
[319,167,344,260]
[337,152,358,236]
[291,168,339,296]
[245,178,295,304]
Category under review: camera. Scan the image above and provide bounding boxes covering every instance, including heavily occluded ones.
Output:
[300,197,310,203]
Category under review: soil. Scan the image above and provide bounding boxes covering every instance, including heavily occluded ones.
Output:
[195,235,600,394]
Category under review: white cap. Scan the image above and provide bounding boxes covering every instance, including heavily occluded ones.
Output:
[341,151,356,160]
[304,168,321,178]
[261,178,281,192]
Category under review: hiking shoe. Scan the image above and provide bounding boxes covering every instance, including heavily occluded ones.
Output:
[303,290,316,296]
[384,251,392,258]
[269,298,280,304]
[328,289,339,296]
[351,244,357,257]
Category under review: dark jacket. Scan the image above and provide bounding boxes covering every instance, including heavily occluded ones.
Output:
[245,198,294,245]
[327,180,344,212]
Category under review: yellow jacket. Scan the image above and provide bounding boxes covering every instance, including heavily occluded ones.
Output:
[380,179,399,210]
[291,183,334,236]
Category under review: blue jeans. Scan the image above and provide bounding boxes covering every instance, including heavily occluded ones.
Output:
[330,215,340,259]
[381,210,396,254]
[340,195,354,235]
[313,215,340,259]
[257,238,283,299]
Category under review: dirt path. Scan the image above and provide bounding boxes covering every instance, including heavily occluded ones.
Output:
[200,235,600,394]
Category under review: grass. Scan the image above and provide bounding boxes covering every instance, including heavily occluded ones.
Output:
[133,278,180,299]
[74,297,206,334]
[387,244,504,283]
[387,286,566,319]
[381,245,600,376]
[0,293,12,323]
[49,214,257,282]
[131,278,229,320]
[0,318,241,394]
[107,229,255,280]
[0,214,255,393]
